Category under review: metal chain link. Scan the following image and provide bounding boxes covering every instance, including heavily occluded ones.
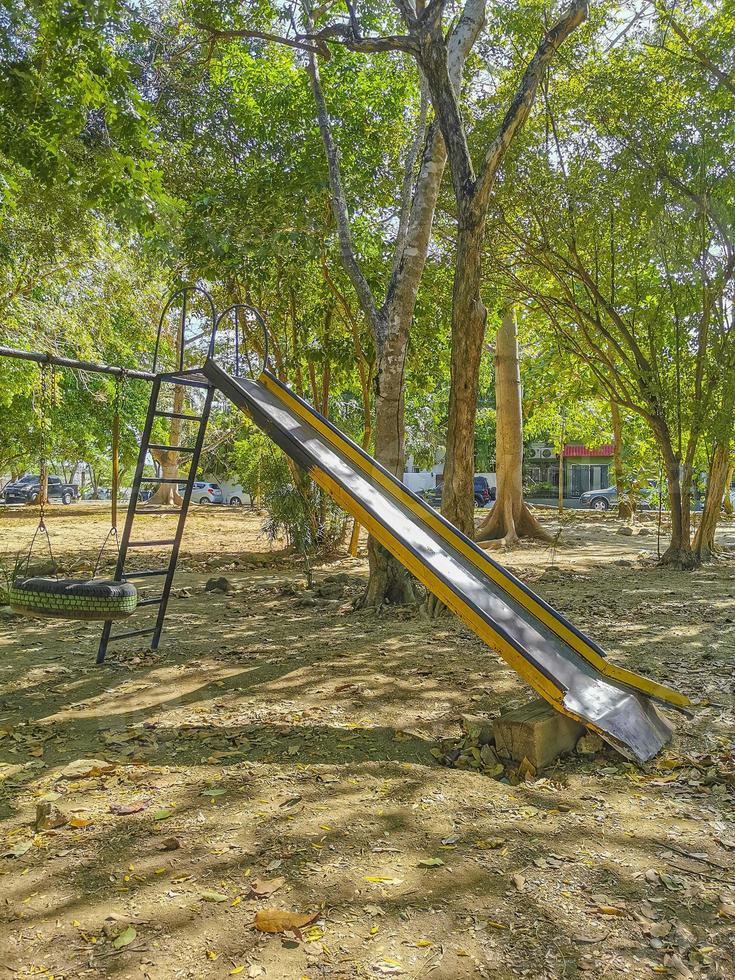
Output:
[38,360,50,527]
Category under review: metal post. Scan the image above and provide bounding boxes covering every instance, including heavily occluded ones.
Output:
[0,346,155,381]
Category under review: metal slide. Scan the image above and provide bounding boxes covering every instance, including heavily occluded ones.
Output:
[204,359,690,763]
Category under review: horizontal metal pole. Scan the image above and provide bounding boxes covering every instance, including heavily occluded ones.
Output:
[0,345,156,381]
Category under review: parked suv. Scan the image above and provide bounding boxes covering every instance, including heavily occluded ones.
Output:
[178,480,224,504]
[473,476,494,507]
[3,474,78,505]
[420,476,496,510]
[579,485,654,511]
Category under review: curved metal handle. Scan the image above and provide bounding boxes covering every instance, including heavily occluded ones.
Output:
[213,303,270,378]
[152,285,216,374]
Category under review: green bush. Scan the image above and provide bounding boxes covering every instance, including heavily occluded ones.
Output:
[232,426,348,570]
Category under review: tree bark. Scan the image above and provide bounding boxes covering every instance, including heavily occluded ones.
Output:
[305,2,484,607]
[724,462,734,516]
[439,205,487,537]
[653,417,696,569]
[149,384,184,506]
[476,300,552,548]
[692,440,730,560]
[418,0,588,537]
[610,400,632,519]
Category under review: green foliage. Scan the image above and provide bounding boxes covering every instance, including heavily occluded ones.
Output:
[232,425,347,561]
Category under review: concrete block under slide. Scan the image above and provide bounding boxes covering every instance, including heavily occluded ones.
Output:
[493,698,585,770]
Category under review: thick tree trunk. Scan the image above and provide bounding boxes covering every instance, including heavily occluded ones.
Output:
[610,401,633,519]
[476,301,552,549]
[654,419,696,569]
[692,441,730,560]
[359,315,419,606]
[149,384,184,506]
[305,5,485,608]
[440,206,487,538]
[724,462,734,516]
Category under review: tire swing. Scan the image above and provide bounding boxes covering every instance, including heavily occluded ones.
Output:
[10,365,138,622]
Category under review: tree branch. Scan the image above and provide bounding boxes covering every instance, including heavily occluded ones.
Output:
[386,0,485,303]
[306,49,383,339]
[474,0,588,207]
[652,1,735,96]
[192,21,329,57]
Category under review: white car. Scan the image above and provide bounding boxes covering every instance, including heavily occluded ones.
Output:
[221,482,249,506]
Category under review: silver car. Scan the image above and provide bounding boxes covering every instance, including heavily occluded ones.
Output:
[178,480,224,504]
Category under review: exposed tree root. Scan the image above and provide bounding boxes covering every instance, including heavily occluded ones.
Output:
[355,539,418,609]
[476,498,553,548]
[659,545,698,571]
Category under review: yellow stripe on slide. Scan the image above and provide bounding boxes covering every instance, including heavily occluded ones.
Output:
[261,373,689,711]
[306,462,584,719]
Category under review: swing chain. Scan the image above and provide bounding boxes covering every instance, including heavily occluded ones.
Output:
[92,369,127,578]
[19,360,57,579]
[38,360,50,526]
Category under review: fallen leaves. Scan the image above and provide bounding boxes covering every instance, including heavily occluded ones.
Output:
[112,925,137,949]
[59,759,116,780]
[35,801,67,830]
[417,857,444,868]
[199,890,229,903]
[250,876,285,899]
[253,909,318,937]
[68,816,94,829]
[109,802,146,815]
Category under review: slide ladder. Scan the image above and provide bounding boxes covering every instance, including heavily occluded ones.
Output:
[96,369,214,663]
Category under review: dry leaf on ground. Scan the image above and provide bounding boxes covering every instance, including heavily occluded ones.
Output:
[250,876,285,899]
[253,909,318,936]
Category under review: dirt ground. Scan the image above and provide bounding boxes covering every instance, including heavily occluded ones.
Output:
[0,505,733,980]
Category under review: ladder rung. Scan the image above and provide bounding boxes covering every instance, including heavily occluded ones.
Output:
[161,374,210,389]
[108,628,156,642]
[154,410,203,421]
[147,444,197,453]
[128,539,176,548]
[124,569,170,579]
[137,597,163,607]
[143,477,182,484]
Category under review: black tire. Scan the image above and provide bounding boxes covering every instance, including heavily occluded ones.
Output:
[590,497,610,511]
[9,577,138,621]
[474,494,482,506]
[229,496,242,507]
[62,491,72,505]
[198,496,211,504]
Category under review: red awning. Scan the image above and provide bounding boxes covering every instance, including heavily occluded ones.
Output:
[563,444,615,458]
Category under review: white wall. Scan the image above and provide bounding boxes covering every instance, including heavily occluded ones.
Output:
[402,471,435,493]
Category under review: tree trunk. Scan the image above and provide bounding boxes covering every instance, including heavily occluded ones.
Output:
[724,462,734,516]
[610,401,632,519]
[654,419,696,569]
[692,441,730,560]
[440,205,487,538]
[558,436,565,515]
[359,318,419,607]
[305,5,485,608]
[149,384,184,506]
[476,300,552,549]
